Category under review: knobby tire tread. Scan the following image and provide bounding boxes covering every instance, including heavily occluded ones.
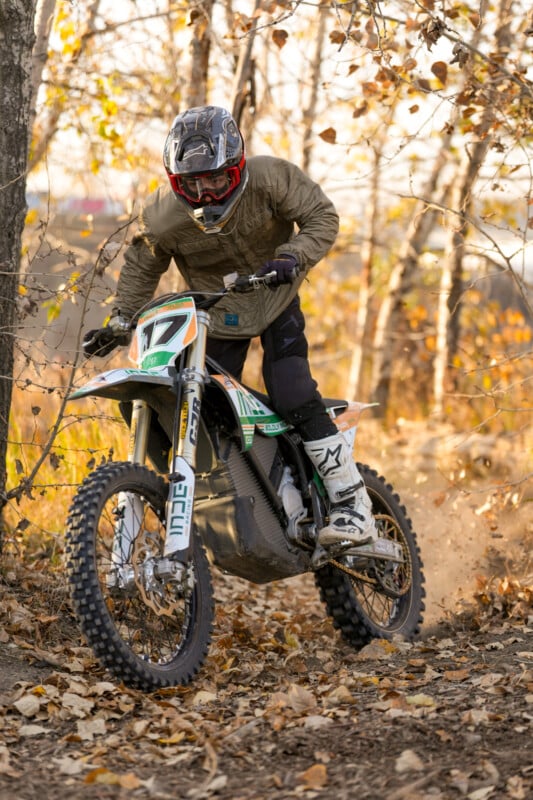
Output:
[315,464,425,650]
[65,461,214,691]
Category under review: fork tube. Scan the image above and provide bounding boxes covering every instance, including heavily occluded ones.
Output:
[128,399,151,464]
[177,310,209,468]
[163,311,209,560]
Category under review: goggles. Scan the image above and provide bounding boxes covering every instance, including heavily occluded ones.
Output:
[168,166,242,206]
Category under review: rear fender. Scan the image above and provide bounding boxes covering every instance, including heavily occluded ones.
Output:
[331,401,378,448]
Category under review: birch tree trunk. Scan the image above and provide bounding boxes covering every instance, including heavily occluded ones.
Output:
[301,2,328,174]
[346,148,381,400]
[370,141,452,413]
[432,0,514,416]
[0,0,37,543]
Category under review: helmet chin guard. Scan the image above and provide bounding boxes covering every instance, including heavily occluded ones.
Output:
[190,171,249,234]
[163,106,247,232]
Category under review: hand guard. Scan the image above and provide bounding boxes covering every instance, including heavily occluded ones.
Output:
[82,327,131,358]
[256,254,300,287]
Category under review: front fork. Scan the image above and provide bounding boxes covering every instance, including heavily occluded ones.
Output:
[163,309,209,560]
[112,311,209,569]
[112,399,154,570]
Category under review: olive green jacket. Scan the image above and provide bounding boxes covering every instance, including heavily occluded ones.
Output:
[114,155,339,339]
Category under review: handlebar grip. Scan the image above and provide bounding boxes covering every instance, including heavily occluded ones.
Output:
[83,327,129,357]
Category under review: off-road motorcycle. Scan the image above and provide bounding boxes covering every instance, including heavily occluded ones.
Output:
[65,272,425,692]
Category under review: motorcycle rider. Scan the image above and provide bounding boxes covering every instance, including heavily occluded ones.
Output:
[87,105,377,551]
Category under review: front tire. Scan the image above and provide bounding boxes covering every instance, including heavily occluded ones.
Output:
[65,461,214,691]
[315,464,425,648]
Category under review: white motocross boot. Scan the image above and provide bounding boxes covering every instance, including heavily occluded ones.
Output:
[304,432,378,549]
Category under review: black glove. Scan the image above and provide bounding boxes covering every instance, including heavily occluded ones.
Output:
[256,254,300,286]
[82,328,130,358]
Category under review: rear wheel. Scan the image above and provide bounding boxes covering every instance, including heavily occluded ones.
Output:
[315,464,425,648]
[65,461,214,691]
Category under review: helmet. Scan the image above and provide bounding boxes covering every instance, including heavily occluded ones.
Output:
[163,106,247,233]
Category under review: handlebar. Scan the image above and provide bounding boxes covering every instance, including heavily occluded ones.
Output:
[82,271,297,358]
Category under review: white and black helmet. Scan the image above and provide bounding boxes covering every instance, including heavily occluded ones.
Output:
[163,106,247,233]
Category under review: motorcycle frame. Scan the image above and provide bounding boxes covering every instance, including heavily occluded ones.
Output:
[71,293,376,570]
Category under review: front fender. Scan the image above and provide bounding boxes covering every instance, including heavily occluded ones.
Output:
[68,367,176,402]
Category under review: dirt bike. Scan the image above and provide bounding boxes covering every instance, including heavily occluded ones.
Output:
[65,272,425,692]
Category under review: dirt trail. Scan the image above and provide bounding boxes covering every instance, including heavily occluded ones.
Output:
[0,420,531,799]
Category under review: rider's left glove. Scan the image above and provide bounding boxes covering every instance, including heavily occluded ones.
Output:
[256,254,300,287]
[83,313,131,358]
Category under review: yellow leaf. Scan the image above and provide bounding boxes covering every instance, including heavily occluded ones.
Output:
[158,732,185,745]
[25,208,38,225]
[59,21,75,40]
[406,693,435,707]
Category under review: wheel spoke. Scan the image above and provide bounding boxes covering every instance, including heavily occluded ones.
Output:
[65,462,213,690]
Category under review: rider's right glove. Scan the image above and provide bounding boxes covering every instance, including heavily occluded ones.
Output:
[256,254,300,286]
[82,313,131,358]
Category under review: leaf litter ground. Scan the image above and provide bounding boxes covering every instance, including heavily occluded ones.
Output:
[0,421,531,800]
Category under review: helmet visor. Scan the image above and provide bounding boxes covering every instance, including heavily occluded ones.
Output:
[169,166,242,206]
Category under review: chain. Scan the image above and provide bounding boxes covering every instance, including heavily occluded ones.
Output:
[329,558,379,585]
[327,514,413,597]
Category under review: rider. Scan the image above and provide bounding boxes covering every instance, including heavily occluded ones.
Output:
[88,105,377,551]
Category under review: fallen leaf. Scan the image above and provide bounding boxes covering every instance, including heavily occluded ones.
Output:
[192,690,217,706]
[467,786,495,800]
[287,684,316,713]
[444,668,470,681]
[324,685,355,706]
[303,715,334,730]
[52,756,85,776]
[406,693,435,707]
[395,749,425,773]
[297,763,328,789]
[13,694,41,717]
[19,724,49,737]
[462,708,490,725]
[77,717,107,741]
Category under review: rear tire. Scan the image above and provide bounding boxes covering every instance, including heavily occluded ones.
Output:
[65,461,214,691]
[315,464,425,648]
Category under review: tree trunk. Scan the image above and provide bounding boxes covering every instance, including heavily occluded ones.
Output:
[186,0,214,108]
[346,147,381,400]
[369,142,452,414]
[432,0,514,416]
[301,2,328,174]
[0,0,37,544]
[230,0,260,127]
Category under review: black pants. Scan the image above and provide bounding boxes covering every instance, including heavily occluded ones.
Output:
[206,296,337,442]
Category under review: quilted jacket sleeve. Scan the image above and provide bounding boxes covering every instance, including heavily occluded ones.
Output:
[263,158,339,269]
[114,205,172,319]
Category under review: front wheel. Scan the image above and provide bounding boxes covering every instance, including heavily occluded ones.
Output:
[65,461,214,691]
[315,464,425,648]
